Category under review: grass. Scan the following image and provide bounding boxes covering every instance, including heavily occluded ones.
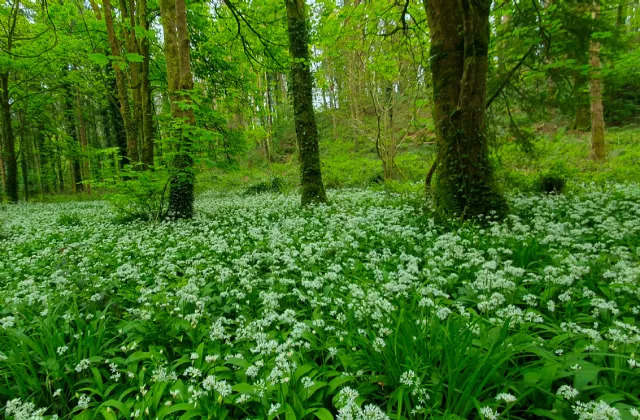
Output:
[197,126,640,196]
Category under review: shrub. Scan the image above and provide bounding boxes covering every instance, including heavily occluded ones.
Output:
[536,173,567,194]
[243,175,287,195]
[95,166,172,222]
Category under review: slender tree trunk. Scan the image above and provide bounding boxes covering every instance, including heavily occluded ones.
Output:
[1,72,18,203]
[589,2,605,161]
[103,0,139,164]
[0,141,6,194]
[18,109,29,202]
[122,0,142,163]
[35,124,47,195]
[76,95,92,193]
[56,147,65,192]
[423,0,506,220]
[0,2,18,202]
[160,0,196,218]
[265,72,275,162]
[285,0,327,206]
[63,88,84,193]
[138,0,155,168]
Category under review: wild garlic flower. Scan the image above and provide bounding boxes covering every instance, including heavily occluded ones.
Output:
[479,406,500,420]
[495,393,517,403]
[557,385,579,399]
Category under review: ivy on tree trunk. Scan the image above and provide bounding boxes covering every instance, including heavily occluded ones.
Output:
[424,0,507,220]
[159,0,196,219]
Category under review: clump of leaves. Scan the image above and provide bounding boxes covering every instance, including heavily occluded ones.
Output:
[537,174,566,194]
[243,175,286,195]
[57,212,83,226]
[95,165,172,222]
[535,170,567,194]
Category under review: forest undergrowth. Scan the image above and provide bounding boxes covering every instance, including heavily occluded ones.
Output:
[1,186,639,419]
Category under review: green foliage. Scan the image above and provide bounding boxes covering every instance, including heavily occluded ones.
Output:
[95,166,171,222]
[57,212,83,226]
[2,187,640,419]
[243,175,287,195]
[536,172,567,194]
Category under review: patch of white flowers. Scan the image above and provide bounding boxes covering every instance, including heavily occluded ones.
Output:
[0,186,639,418]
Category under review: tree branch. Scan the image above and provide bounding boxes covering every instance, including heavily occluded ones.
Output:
[486,44,535,109]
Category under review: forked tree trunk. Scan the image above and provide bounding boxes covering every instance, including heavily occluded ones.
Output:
[424,0,506,220]
[285,0,327,206]
[159,0,196,219]
[589,2,605,161]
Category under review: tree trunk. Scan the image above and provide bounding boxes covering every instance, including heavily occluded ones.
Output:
[76,94,92,194]
[56,148,65,192]
[35,124,47,195]
[138,0,155,168]
[424,0,506,220]
[63,87,84,193]
[102,0,139,164]
[0,141,6,194]
[285,0,327,206]
[0,72,18,202]
[18,109,29,202]
[589,2,605,161]
[159,0,196,219]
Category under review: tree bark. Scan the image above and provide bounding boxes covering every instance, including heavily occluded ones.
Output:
[0,2,20,203]
[0,141,6,195]
[138,0,155,168]
[589,2,605,161]
[63,82,83,193]
[18,109,29,202]
[423,0,506,220]
[285,0,327,206]
[0,72,18,202]
[76,94,92,194]
[159,0,196,219]
[102,0,139,164]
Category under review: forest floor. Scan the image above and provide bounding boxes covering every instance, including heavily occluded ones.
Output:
[201,126,640,196]
[1,183,640,419]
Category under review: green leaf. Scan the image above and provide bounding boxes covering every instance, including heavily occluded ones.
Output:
[315,408,334,420]
[88,53,109,66]
[99,399,131,418]
[529,408,565,420]
[328,375,356,393]
[125,53,144,63]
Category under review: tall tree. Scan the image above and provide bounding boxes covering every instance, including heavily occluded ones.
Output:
[285,0,327,206]
[0,1,20,202]
[423,0,506,220]
[159,0,196,218]
[138,0,155,167]
[102,0,139,164]
[589,1,605,160]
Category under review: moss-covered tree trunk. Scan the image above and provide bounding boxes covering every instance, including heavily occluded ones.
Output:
[1,2,19,203]
[285,0,327,206]
[1,72,18,203]
[423,0,506,220]
[160,0,195,219]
